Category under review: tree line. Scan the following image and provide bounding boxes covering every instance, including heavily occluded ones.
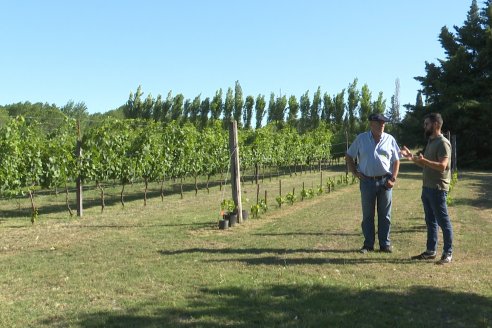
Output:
[121,79,394,136]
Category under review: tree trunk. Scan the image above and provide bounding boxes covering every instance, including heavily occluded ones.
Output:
[180,177,184,199]
[97,181,105,213]
[144,178,148,206]
[120,183,125,207]
[65,183,73,216]
[160,179,165,202]
[28,189,37,224]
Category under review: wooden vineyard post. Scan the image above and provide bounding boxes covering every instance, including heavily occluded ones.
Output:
[279,180,282,208]
[229,121,243,223]
[76,120,83,218]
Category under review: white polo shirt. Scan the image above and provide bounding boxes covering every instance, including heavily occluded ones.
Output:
[346,131,400,177]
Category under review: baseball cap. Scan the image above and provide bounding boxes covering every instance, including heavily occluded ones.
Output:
[368,113,390,122]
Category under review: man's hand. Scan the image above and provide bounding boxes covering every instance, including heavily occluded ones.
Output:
[400,146,413,160]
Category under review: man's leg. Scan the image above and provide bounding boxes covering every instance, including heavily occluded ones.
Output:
[360,179,376,249]
[377,186,392,249]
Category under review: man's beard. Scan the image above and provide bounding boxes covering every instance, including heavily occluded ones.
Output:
[424,129,433,138]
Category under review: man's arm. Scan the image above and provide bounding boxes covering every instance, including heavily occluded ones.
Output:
[416,156,449,172]
[345,154,362,179]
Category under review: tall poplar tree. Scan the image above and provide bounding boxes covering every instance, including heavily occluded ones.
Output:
[346,79,360,134]
[161,91,173,123]
[287,95,299,127]
[267,92,276,124]
[310,87,322,129]
[372,92,386,114]
[210,89,223,121]
[170,94,184,122]
[234,81,244,125]
[223,87,234,125]
[359,84,372,132]
[199,97,210,129]
[299,90,310,132]
[321,92,333,124]
[255,94,266,129]
[243,95,255,129]
[387,78,401,124]
[189,94,201,125]
[333,89,345,127]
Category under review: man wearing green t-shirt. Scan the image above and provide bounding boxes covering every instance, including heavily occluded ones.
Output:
[401,113,454,265]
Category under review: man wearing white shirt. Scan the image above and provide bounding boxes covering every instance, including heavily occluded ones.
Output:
[345,113,401,253]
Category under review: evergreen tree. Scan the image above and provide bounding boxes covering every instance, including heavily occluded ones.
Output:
[410,0,492,167]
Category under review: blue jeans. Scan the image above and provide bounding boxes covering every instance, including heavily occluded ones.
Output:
[421,187,453,254]
[359,178,392,248]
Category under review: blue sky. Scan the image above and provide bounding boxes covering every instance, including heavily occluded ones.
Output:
[0,1,473,115]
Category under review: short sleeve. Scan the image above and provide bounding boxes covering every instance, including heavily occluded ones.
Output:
[346,135,360,159]
[438,139,451,159]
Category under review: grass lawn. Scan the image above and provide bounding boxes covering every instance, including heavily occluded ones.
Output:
[1,162,491,327]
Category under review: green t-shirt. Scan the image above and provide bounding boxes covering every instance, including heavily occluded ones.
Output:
[423,135,451,191]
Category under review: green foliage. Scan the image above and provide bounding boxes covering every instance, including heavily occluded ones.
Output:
[285,192,297,204]
[220,199,236,213]
[250,199,267,218]
[275,195,285,207]
[409,0,492,167]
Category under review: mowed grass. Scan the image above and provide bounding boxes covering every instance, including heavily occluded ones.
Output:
[0,163,491,327]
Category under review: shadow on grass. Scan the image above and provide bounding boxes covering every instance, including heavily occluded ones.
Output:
[207,256,414,266]
[452,171,492,210]
[391,225,426,234]
[158,247,356,256]
[40,285,492,328]
[252,231,360,237]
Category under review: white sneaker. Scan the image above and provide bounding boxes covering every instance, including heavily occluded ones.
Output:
[435,253,452,265]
